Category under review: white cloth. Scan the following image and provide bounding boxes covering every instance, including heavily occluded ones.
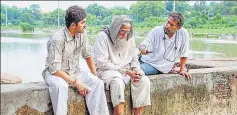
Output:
[93,31,142,89]
[93,15,151,108]
[45,70,109,115]
[140,25,189,73]
[101,71,151,108]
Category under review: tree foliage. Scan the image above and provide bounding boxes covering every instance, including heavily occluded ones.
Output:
[1,1,237,30]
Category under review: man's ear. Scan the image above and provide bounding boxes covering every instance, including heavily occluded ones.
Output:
[70,22,76,28]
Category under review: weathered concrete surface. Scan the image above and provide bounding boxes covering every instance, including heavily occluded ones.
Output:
[187,58,237,69]
[144,66,237,115]
[1,72,22,84]
[1,65,237,115]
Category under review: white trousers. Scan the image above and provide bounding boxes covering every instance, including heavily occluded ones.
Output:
[99,70,151,108]
[45,70,109,115]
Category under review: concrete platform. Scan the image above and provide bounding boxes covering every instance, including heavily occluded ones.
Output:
[1,59,237,115]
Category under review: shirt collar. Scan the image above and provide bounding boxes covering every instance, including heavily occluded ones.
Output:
[164,33,176,40]
[64,26,75,41]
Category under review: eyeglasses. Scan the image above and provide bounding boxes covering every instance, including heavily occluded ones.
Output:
[119,29,131,35]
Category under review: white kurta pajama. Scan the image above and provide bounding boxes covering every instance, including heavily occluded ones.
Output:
[93,15,151,108]
[42,27,109,115]
[140,25,189,73]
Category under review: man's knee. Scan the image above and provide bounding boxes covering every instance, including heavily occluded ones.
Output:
[141,76,150,85]
[94,77,104,87]
[53,82,68,91]
[110,78,124,88]
[47,75,68,90]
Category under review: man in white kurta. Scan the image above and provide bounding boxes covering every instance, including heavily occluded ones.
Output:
[139,12,191,79]
[93,15,151,115]
[42,6,109,115]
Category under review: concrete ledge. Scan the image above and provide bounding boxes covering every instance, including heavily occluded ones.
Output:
[1,66,237,115]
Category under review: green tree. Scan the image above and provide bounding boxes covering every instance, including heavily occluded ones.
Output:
[87,13,96,25]
[110,6,129,15]
[20,22,34,31]
[130,1,166,22]
[29,4,42,20]
[86,3,111,18]
[43,8,65,27]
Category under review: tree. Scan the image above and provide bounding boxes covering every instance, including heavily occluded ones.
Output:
[87,13,96,25]
[42,8,65,27]
[130,1,166,22]
[110,6,129,15]
[86,3,111,18]
[193,1,208,13]
[29,4,42,20]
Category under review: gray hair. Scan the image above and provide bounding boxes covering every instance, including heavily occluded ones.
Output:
[168,12,184,27]
[122,21,131,26]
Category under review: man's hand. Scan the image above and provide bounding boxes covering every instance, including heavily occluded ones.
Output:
[179,70,192,80]
[126,70,141,83]
[74,80,89,96]
[140,49,148,55]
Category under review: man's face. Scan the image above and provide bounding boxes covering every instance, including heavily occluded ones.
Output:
[118,24,131,39]
[164,17,180,34]
[75,18,87,33]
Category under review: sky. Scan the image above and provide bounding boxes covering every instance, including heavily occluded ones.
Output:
[1,1,219,13]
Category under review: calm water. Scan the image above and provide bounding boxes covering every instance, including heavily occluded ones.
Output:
[1,33,237,83]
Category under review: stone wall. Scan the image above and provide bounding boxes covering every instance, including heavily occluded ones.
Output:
[1,66,237,115]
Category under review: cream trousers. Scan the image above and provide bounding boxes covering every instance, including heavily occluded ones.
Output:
[45,70,109,115]
[99,70,151,108]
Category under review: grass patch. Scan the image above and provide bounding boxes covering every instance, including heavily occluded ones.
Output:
[188,27,237,35]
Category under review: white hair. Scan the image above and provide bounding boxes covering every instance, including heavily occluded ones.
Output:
[122,21,131,26]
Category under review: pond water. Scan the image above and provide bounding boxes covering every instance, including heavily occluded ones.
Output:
[1,32,237,83]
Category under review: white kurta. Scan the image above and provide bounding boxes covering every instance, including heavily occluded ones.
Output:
[140,25,189,73]
[93,31,151,108]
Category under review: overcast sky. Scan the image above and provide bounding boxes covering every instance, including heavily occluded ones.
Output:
[2,1,219,13]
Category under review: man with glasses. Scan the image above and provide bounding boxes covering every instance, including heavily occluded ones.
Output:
[139,12,191,79]
[93,15,151,115]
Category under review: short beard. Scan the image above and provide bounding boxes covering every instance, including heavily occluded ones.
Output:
[114,37,128,52]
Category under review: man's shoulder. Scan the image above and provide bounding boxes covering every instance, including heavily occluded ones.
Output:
[179,27,189,34]
[51,27,66,41]
[96,31,110,40]
[151,26,163,34]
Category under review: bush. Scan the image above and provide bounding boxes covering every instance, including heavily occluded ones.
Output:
[20,22,34,32]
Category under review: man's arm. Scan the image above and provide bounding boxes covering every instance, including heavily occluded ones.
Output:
[139,29,154,55]
[180,57,187,72]
[48,39,88,96]
[85,56,97,76]
[179,57,191,79]
[53,70,76,84]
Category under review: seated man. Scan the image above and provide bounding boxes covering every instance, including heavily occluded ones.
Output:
[93,15,151,115]
[139,12,191,79]
[42,5,109,115]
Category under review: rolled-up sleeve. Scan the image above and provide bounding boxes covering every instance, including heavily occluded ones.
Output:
[179,30,189,57]
[81,32,92,59]
[139,30,154,52]
[47,39,63,74]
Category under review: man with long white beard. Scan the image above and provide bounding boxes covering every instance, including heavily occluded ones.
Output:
[93,15,151,115]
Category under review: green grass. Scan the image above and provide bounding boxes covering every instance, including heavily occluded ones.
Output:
[2,25,236,40]
[188,27,237,35]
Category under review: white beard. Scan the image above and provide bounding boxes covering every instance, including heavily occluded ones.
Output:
[114,38,128,52]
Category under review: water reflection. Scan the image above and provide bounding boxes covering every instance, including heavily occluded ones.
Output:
[190,39,237,58]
